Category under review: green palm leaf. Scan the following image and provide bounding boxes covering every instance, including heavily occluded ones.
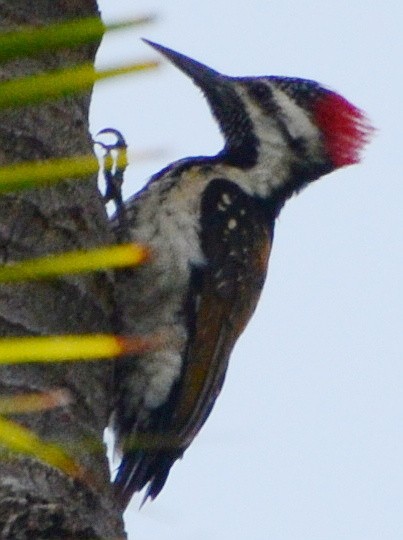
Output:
[0,15,153,64]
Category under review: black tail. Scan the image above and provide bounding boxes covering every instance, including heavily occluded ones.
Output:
[114,449,182,508]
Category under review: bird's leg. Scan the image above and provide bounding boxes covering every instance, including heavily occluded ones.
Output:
[94,128,130,242]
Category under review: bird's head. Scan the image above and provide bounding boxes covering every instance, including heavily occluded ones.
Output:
[144,40,373,198]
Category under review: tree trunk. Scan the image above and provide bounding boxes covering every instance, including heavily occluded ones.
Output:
[0,1,125,537]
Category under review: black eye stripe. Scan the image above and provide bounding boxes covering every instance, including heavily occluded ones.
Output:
[246,80,308,157]
[246,81,278,115]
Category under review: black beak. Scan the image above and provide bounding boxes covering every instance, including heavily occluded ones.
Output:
[142,39,222,93]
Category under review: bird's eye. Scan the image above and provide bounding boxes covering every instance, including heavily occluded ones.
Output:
[249,82,270,100]
[247,82,277,115]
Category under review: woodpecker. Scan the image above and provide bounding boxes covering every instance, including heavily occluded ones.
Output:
[111,40,373,507]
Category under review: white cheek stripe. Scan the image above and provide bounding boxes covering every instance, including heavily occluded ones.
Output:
[271,85,319,142]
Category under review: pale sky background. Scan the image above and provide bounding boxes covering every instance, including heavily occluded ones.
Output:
[91,2,402,539]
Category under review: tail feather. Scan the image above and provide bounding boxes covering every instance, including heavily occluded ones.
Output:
[114,450,182,508]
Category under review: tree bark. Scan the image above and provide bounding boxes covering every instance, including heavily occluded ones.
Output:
[0,1,125,538]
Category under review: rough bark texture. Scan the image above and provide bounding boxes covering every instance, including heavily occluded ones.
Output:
[0,1,126,538]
